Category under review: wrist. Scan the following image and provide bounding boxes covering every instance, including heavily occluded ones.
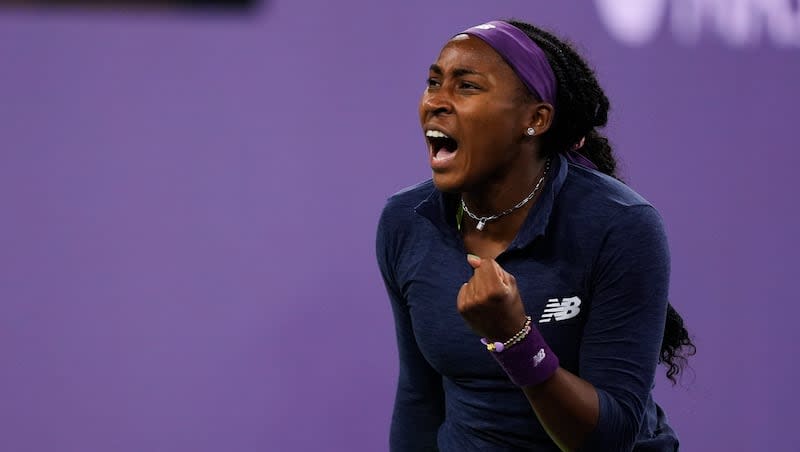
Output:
[481,316,532,352]
[483,324,559,387]
[482,310,530,342]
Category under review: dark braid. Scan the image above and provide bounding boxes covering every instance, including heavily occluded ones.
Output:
[508,20,696,383]
[661,303,696,382]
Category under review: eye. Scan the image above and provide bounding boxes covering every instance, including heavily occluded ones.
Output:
[459,81,481,90]
[426,77,440,88]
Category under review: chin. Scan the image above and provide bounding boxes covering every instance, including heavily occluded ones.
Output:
[431,172,464,194]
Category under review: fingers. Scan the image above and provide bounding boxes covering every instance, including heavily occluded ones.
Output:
[472,256,509,287]
[458,255,525,339]
[456,282,470,314]
[464,255,512,298]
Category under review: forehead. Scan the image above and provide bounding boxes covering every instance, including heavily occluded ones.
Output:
[433,34,511,74]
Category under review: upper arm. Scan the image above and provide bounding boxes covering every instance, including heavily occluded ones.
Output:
[376,205,444,451]
[578,205,670,449]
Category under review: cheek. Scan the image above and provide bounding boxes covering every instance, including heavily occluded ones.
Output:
[473,99,512,126]
[479,108,521,143]
[464,108,522,168]
[469,106,516,146]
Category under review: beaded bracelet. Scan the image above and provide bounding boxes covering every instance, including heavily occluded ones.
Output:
[480,316,532,353]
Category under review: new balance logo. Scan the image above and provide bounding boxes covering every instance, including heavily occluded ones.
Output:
[539,296,582,323]
[532,348,546,367]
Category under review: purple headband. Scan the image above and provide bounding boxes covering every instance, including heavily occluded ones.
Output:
[459,21,557,105]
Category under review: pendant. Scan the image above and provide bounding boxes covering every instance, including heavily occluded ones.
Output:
[476,219,486,231]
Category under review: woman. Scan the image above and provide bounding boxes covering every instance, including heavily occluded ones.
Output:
[376,19,695,451]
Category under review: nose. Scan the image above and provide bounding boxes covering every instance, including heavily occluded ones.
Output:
[421,89,453,117]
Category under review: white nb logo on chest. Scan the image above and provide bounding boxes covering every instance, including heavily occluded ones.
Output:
[539,296,582,323]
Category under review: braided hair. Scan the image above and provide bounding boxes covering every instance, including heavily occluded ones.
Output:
[507,19,696,383]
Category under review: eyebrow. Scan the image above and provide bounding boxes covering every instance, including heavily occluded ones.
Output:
[429,64,483,78]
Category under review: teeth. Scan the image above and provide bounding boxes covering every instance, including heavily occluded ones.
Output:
[426,130,449,139]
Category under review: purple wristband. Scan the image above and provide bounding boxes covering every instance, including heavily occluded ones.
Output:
[488,326,559,387]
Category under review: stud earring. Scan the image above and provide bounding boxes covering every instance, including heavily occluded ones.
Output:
[526,127,536,136]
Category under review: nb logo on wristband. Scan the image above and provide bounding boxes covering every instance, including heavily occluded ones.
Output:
[539,296,582,323]
[532,348,546,367]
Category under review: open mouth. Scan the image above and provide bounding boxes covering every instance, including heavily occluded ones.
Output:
[426,130,459,160]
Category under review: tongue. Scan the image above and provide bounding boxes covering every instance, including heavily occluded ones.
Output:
[435,147,456,160]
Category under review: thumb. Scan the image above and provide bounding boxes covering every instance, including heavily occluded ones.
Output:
[466,254,482,269]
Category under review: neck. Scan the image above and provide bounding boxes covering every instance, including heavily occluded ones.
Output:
[460,155,549,241]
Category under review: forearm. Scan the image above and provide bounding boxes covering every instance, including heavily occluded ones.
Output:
[521,368,599,451]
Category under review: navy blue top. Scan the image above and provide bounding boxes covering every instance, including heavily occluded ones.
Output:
[376,154,679,451]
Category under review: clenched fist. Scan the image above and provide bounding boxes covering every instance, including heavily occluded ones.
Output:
[457,254,529,342]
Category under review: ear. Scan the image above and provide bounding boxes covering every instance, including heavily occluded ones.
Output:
[526,103,555,136]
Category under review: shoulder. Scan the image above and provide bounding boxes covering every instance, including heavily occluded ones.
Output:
[384,179,437,209]
[378,179,436,229]
[563,165,669,265]
[376,179,436,259]
[559,163,663,230]
[564,164,650,209]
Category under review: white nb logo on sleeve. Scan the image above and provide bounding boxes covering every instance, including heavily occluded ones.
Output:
[539,296,582,323]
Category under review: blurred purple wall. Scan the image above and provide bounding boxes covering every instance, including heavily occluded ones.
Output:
[1,1,798,450]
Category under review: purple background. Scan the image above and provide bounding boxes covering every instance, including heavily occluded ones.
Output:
[1,1,797,451]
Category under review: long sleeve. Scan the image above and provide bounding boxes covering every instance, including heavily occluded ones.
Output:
[376,205,445,452]
[578,205,671,451]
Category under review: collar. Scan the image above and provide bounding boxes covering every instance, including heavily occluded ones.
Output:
[414,153,569,250]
